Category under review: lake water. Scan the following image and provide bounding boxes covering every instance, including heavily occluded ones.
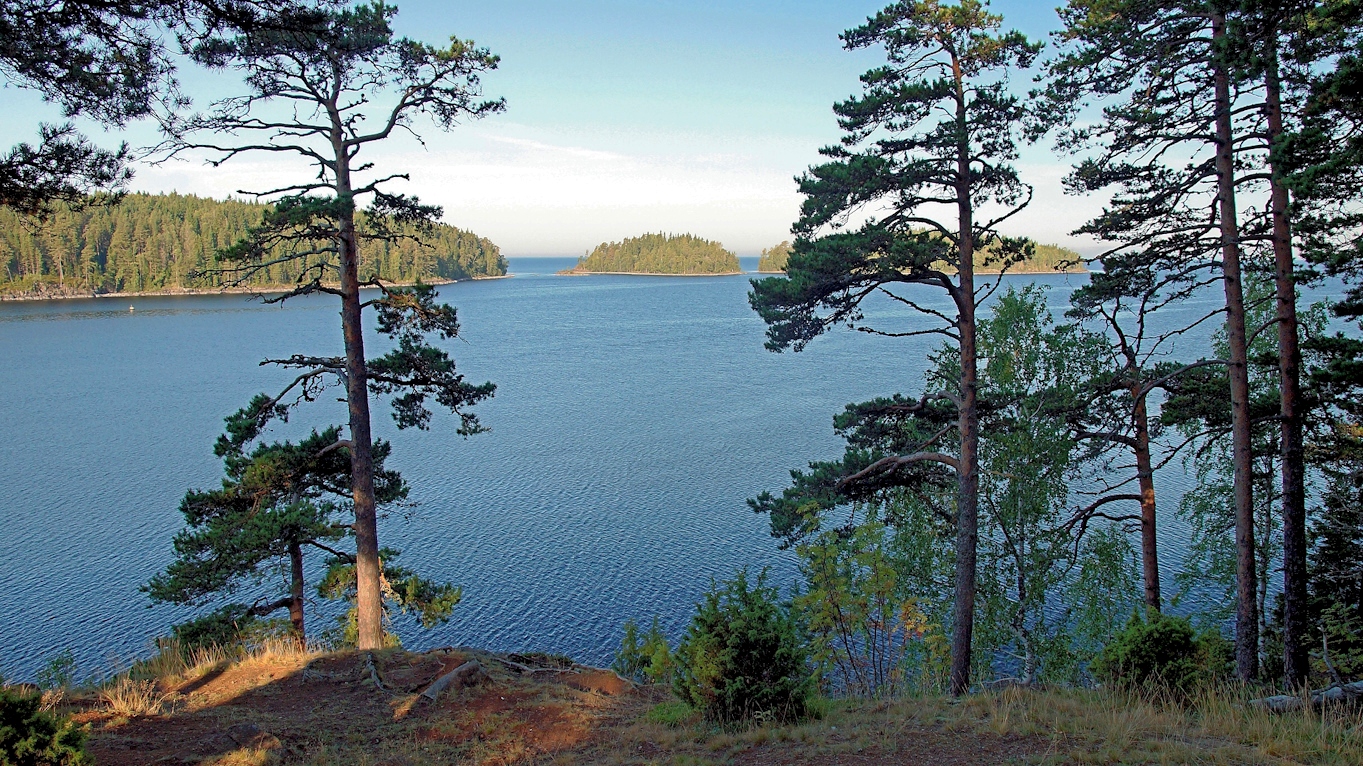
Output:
[0,257,1332,681]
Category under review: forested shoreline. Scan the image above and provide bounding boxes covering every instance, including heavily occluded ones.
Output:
[756,239,1088,274]
[0,193,506,299]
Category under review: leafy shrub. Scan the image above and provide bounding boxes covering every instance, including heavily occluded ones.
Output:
[0,688,88,765]
[34,652,77,692]
[673,569,813,724]
[612,616,675,684]
[1092,612,1228,693]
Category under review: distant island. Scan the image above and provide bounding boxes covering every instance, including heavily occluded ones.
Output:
[978,242,1087,274]
[560,233,741,275]
[0,193,506,300]
[752,239,1086,275]
[757,241,792,272]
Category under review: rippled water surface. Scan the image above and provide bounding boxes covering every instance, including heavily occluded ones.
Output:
[0,258,1337,680]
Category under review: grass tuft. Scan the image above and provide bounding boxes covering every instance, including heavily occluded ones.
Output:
[99,677,169,717]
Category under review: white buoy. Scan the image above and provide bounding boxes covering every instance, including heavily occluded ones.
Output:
[129,306,134,312]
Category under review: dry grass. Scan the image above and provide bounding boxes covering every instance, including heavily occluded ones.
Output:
[99,677,171,717]
[575,687,1363,766]
[125,635,316,687]
[943,685,1363,765]
[76,645,1363,766]
[92,635,318,721]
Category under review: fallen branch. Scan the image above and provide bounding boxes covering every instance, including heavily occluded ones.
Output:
[1249,681,1363,712]
[420,661,490,702]
[490,656,558,675]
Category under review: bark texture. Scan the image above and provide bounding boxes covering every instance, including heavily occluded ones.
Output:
[1212,13,1259,682]
[333,137,383,651]
[1132,389,1161,612]
[1264,40,1309,689]
[949,63,980,697]
[288,541,305,643]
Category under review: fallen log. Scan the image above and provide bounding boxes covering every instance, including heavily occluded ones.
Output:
[421,661,490,702]
[1250,680,1363,712]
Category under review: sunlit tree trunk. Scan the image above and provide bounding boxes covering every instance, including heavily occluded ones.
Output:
[288,541,305,644]
[1132,387,1161,612]
[331,128,384,651]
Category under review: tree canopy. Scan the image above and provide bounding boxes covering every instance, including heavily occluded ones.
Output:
[749,0,1041,696]
[0,1,328,215]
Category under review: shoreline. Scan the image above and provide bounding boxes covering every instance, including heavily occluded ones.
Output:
[754,268,1088,275]
[562,268,1087,277]
[0,274,512,303]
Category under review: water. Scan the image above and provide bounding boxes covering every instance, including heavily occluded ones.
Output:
[0,257,1338,681]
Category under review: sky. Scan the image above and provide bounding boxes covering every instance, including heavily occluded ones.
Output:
[0,1,1108,257]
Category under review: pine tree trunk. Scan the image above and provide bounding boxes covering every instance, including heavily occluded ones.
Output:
[1132,387,1161,612]
[1212,13,1259,682]
[333,145,385,651]
[949,57,979,697]
[1264,38,1309,690]
[288,541,305,644]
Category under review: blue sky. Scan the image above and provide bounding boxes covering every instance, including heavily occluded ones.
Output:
[0,1,1105,256]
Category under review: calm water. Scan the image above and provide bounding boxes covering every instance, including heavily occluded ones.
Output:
[0,257,1329,681]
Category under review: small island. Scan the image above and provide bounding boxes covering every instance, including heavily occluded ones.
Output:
[752,239,1087,275]
[757,241,792,272]
[559,233,741,276]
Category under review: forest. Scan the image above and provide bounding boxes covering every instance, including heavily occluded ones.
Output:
[566,232,741,275]
[0,192,505,298]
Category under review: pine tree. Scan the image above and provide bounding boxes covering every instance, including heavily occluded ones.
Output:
[1041,0,1266,681]
[146,420,402,644]
[749,0,1040,695]
[162,2,502,649]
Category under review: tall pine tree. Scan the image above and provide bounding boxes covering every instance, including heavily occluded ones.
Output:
[750,0,1039,695]
[162,1,502,649]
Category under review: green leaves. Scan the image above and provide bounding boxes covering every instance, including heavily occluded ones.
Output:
[0,687,89,766]
[612,617,676,684]
[673,569,813,724]
[317,549,461,633]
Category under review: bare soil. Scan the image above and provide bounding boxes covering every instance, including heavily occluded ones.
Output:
[73,649,1088,765]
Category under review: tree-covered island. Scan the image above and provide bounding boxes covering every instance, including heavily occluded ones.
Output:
[0,192,506,299]
[560,232,741,275]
